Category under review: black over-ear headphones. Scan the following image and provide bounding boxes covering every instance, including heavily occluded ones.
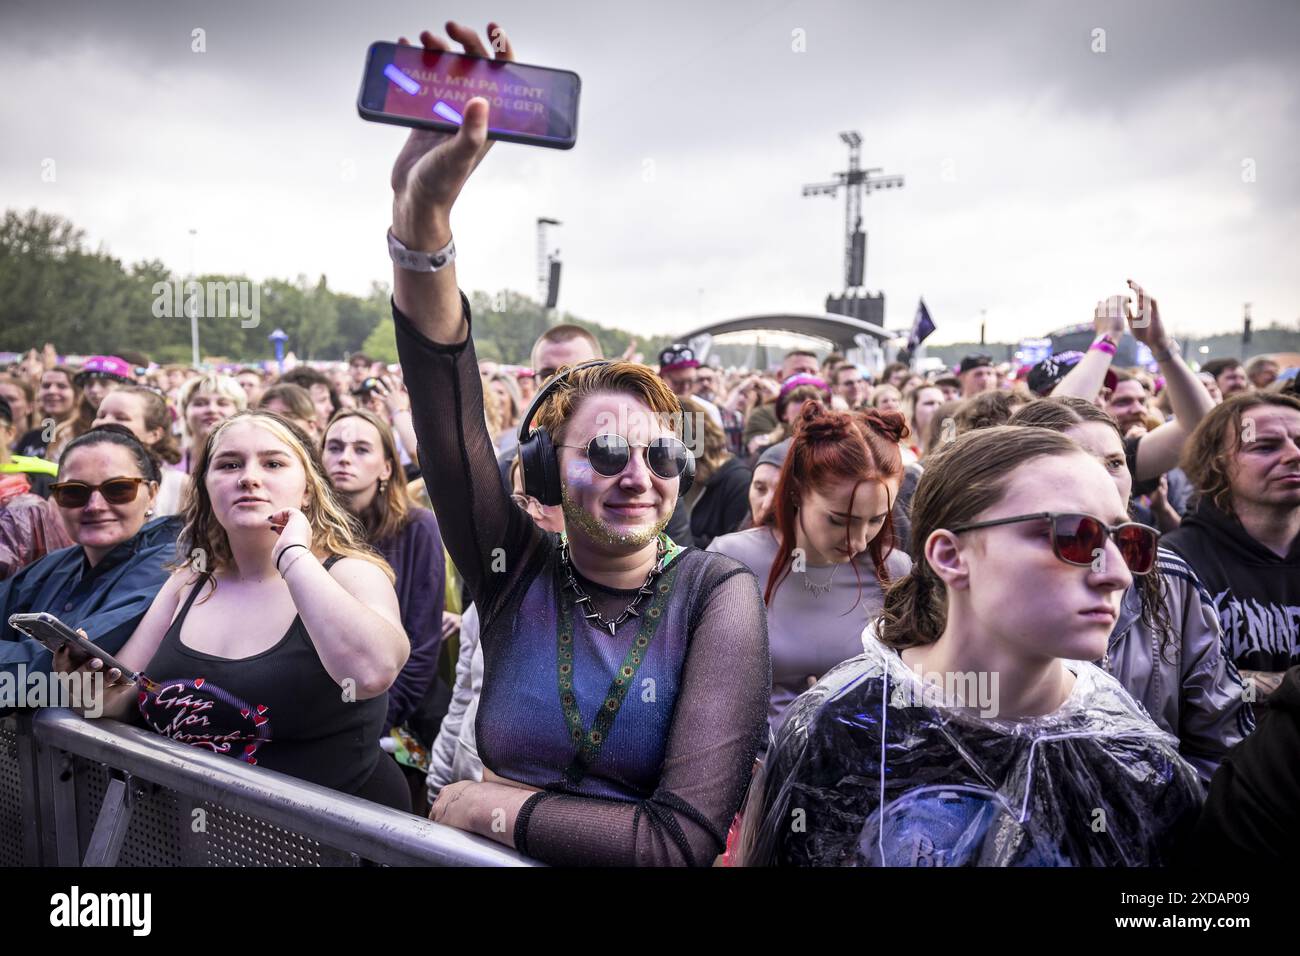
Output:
[516,361,695,507]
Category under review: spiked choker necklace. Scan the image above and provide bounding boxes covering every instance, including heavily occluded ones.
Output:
[559,535,668,637]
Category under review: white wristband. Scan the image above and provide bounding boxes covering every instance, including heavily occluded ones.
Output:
[388,229,456,273]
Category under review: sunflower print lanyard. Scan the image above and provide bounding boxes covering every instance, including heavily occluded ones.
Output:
[554,534,683,787]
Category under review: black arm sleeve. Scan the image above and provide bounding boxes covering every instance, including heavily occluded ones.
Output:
[515,566,771,866]
[392,297,545,623]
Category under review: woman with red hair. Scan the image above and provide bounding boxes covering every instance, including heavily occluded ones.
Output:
[710,402,911,739]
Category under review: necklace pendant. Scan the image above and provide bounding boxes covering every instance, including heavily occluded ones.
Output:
[804,577,832,598]
[605,621,618,638]
[573,592,592,605]
[625,606,640,618]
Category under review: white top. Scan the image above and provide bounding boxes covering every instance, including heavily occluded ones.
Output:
[154,468,188,517]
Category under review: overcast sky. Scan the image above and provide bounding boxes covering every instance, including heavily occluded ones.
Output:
[3,0,1298,344]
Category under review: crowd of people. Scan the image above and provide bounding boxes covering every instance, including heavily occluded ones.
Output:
[2,20,1298,867]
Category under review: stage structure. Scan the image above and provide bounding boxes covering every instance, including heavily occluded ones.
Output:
[537,217,562,315]
[678,311,893,375]
[802,131,904,328]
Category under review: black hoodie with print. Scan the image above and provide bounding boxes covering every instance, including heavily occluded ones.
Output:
[1162,499,1300,673]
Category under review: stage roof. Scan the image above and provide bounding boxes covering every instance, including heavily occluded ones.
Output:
[679,312,894,351]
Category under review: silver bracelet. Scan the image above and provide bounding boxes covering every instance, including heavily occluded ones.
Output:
[388,229,456,273]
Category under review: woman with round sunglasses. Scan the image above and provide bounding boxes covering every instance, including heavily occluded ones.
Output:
[1010,397,1254,780]
[710,402,910,741]
[740,426,1203,866]
[387,21,768,865]
[54,410,412,810]
[0,425,182,678]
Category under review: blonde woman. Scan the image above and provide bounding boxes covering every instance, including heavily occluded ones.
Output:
[489,372,524,454]
[57,410,411,809]
[177,373,246,473]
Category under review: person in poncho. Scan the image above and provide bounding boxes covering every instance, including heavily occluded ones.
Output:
[740,426,1203,867]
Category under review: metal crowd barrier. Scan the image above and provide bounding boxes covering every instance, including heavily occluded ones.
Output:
[0,708,539,867]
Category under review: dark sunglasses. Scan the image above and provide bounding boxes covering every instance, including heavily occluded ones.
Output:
[50,476,151,509]
[557,435,691,482]
[949,511,1159,575]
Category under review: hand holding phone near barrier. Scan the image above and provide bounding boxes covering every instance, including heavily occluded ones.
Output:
[8,612,141,687]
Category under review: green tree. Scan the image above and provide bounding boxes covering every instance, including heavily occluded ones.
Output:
[0,209,679,364]
[335,281,390,357]
[360,317,397,364]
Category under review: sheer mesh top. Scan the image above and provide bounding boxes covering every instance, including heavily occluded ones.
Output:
[393,296,770,865]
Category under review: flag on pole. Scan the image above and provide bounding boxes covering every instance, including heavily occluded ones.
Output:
[908,298,936,351]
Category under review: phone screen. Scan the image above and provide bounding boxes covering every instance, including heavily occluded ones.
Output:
[358,42,580,149]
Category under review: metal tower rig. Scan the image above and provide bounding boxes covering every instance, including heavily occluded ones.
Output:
[802,131,904,293]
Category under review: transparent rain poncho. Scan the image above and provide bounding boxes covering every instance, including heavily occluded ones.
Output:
[739,634,1204,866]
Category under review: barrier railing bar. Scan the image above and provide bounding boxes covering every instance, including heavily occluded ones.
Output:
[30,709,539,867]
[48,746,80,867]
[14,712,44,865]
[82,773,133,867]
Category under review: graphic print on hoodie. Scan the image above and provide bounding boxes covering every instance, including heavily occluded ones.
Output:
[1163,499,1300,672]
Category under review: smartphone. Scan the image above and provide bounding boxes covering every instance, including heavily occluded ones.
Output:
[8,612,136,681]
[351,376,382,398]
[357,41,581,149]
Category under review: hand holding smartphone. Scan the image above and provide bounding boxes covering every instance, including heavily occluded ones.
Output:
[9,613,141,687]
[358,39,580,149]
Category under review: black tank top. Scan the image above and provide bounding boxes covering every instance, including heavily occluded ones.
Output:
[138,557,391,798]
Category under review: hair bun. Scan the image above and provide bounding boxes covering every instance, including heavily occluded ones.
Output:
[795,401,855,442]
[859,408,910,444]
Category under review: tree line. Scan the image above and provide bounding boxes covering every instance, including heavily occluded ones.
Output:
[0,208,668,367]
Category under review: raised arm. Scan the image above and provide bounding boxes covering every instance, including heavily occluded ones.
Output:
[1126,280,1215,481]
[389,22,512,345]
[1050,296,1127,400]
[387,23,541,616]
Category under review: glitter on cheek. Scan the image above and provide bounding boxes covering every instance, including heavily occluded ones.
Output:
[560,461,669,550]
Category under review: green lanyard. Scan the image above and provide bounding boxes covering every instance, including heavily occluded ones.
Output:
[554,537,682,787]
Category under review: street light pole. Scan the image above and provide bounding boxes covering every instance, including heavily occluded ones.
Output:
[188,228,200,367]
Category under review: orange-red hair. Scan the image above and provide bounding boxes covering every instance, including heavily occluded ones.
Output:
[764,402,907,608]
